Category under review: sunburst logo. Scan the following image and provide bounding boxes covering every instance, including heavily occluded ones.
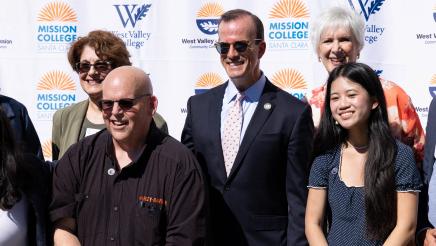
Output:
[269,0,310,18]
[37,2,77,22]
[37,71,75,91]
[267,0,310,50]
[429,74,436,98]
[42,140,52,161]
[196,3,224,35]
[194,72,224,94]
[271,68,307,100]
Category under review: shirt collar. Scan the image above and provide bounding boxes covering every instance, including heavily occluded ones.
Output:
[224,72,266,104]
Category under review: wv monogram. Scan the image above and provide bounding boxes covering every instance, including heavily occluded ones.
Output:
[347,0,385,21]
[113,4,152,28]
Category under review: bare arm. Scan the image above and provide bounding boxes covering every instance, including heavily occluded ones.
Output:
[53,218,81,246]
[305,188,328,246]
[384,192,419,246]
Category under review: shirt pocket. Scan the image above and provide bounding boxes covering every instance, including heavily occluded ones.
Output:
[133,203,164,244]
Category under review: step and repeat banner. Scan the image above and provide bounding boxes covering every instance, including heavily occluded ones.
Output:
[0,0,435,160]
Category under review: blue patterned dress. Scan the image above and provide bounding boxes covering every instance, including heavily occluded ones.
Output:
[308,141,422,245]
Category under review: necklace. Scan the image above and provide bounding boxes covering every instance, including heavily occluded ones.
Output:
[346,141,368,151]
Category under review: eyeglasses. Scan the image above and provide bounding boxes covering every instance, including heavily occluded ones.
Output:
[214,39,262,55]
[99,94,151,112]
[75,61,112,73]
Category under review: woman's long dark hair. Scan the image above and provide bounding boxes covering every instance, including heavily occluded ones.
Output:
[0,106,23,210]
[314,63,397,240]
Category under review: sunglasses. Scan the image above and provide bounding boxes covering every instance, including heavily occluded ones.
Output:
[99,94,151,112]
[214,39,262,55]
[75,60,112,73]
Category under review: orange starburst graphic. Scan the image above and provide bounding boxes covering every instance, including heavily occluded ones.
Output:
[197,3,224,17]
[37,2,77,22]
[37,71,76,91]
[430,74,436,85]
[195,73,224,87]
[271,68,307,89]
[42,140,52,160]
[269,0,310,18]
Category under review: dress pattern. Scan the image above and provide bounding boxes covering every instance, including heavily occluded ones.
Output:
[308,141,422,245]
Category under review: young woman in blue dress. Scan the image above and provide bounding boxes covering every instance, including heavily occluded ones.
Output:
[305,63,422,245]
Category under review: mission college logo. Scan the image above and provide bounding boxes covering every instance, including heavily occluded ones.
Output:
[267,0,310,50]
[271,68,307,100]
[36,70,76,120]
[181,3,224,49]
[111,3,152,49]
[36,2,77,53]
[430,74,436,98]
[348,0,385,44]
[194,72,224,94]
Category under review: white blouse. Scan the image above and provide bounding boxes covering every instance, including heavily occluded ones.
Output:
[0,194,28,246]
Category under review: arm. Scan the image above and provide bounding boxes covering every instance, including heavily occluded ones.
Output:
[394,86,425,163]
[165,155,206,245]
[50,147,82,244]
[54,218,81,246]
[287,104,315,245]
[305,188,328,246]
[384,192,419,246]
[181,97,194,151]
[20,104,44,160]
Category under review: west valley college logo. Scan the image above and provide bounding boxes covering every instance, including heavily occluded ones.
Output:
[114,4,151,28]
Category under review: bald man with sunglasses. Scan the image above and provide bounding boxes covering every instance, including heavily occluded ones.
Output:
[50,66,206,245]
[182,9,314,246]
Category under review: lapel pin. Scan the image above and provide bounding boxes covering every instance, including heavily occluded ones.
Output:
[107,168,116,176]
[263,103,272,110]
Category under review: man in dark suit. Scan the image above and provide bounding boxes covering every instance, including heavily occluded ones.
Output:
[422,97,436,245]
[182,9,313,246]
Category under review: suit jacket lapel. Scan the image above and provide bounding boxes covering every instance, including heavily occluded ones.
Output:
[227,80,277,179]
[209,83,228,182]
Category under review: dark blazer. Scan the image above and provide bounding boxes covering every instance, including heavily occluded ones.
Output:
[423,98,436,184]
[182,79,314,246]
[0,95,43,160]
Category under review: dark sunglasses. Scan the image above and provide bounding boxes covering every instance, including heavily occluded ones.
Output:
[75,60,112,73]
[214,39,262,55]
[99,94,151,112]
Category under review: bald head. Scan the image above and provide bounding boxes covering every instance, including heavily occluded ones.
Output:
[101,66,158,149]
[103,66,152,96]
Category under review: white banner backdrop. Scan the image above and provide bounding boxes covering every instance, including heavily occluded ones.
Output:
[0,0,435,160]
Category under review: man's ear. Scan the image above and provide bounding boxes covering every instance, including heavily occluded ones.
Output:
[149,95,158,115]
[257,41,266,59]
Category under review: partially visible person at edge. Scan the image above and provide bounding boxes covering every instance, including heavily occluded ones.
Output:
[0,95,43,160]
[305,62,421,245]
[50,66,206,245]
[307,6,425,163]
[0,107,52,246]
[52,30,168,161]
[420,97,436,246]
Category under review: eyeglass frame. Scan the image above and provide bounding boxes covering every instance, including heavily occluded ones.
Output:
[98,93,152,112]
[75,60,112,73]
[213,39,263,55]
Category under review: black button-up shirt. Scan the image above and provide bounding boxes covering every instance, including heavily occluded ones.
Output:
[50,124,206,245]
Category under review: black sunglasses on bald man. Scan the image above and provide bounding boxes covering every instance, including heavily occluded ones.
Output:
[98,94,151,112]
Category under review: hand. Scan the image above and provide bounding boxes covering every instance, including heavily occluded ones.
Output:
[424,228,436,246]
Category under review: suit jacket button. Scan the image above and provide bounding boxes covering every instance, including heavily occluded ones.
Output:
[224,185,230,191]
